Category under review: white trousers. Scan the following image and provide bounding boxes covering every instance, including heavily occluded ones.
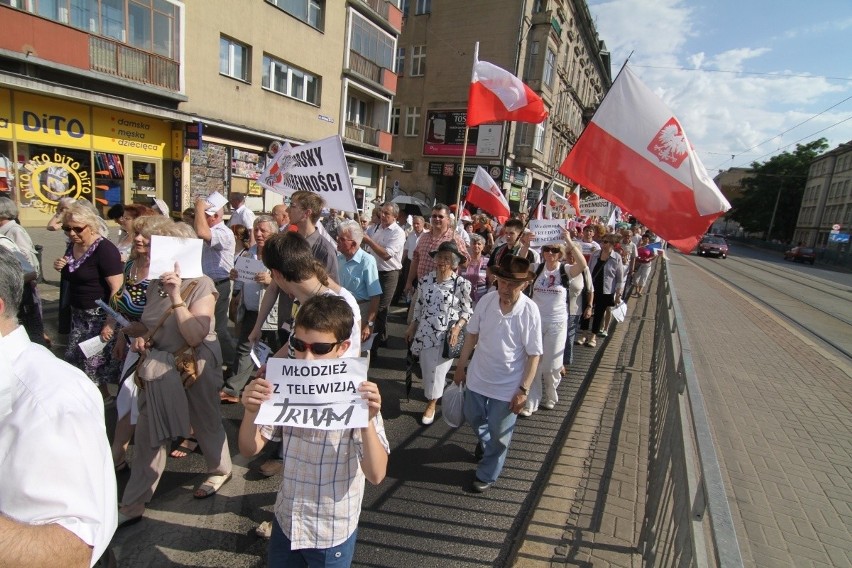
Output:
[528,320,567,411]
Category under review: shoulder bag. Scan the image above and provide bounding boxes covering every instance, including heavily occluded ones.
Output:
[442,276,467,359]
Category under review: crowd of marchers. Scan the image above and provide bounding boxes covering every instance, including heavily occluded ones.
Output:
[0,191,661,567]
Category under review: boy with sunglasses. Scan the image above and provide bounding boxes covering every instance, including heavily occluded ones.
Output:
[239,294,389,566]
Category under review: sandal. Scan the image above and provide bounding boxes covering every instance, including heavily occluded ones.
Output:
[193,472,232,499]
[170,438,198,459]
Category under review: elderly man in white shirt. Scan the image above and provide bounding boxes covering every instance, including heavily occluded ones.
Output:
[360,201,406,347]
[0,246,117,567]
[227,192,256,233]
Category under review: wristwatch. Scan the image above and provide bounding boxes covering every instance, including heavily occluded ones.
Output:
[367,321,375,328]
[518,385,529,395]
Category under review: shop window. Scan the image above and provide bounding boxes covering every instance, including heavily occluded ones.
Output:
[15,144,94,216]
[94,152,125,208]
[0,142,15,202]
[130,161,157,203]
[231,148,266,181]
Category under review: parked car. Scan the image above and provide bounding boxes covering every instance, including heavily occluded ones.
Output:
[784,246,816,265]
[697,236,728,258]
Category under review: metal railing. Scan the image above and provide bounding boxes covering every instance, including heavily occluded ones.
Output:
[89,36,180,91]
[640,257,744,567]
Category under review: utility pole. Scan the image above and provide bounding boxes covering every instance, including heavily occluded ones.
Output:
[766,182,783,241]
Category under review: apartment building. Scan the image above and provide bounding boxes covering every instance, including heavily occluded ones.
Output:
[391,0,610,212]
[0,0,401,226]
[793,140,852,248]
[183,0,401,213]
[0,0,189,227]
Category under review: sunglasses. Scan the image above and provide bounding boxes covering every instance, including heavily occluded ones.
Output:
[541,246,562,254]
[62,225,88,234]
[431,214,445,219]
[290,336,342,355]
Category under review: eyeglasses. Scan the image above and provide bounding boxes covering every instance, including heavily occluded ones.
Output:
[62,225,88,234]
[431,214,445,219]
[541,246,562,254]
[290,336,342,355]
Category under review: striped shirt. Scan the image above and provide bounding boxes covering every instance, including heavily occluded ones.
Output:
[260,415,390,550]
[412,229,470,280]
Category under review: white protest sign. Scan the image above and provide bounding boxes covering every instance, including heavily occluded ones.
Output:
[528,219,568,248]
[581,195,613,218]
[79,334,108,359]
[254,357,369,430]
[149,235,203,279]
[258,135,358,213]
[235,256,267,284]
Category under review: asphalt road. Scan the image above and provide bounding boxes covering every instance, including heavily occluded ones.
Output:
[30,227,605,567]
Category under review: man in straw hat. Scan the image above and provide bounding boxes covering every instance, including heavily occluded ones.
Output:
[452,255,542,493]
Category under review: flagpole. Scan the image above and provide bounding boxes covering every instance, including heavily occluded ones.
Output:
[455,42,479,217]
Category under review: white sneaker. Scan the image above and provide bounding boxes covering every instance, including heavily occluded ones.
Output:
[586,337,597,348]
[519,408,533,417]
[541,400,556,410]
[575,336,587,346]
[255,521,272,539]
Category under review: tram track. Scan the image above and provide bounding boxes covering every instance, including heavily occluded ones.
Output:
[680,252,852,361]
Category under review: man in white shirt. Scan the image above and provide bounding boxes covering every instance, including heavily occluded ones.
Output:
[0,246,117,567]
[360,201,406,346]
[195,193,237,375]
[394,214,425,305]
[453,254,542,493]
[227,192,256,234]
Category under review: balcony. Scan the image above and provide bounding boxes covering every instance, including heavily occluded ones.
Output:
[345,121,392,153]
[90,35,179,91]
[347,50,397,95]
[353,0,403,33]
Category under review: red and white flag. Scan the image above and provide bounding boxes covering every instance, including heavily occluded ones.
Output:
[467,57,548,127]
[568,185,581,217]
[559,67,730,252]
[466,166,510,223]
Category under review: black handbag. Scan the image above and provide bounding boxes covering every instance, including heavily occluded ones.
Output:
[441,276,466,359]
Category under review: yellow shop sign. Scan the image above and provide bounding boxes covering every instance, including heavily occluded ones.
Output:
[19,151,93,215]
[12,92,92,150]
[92,107,170,158]
[0,89,11,138]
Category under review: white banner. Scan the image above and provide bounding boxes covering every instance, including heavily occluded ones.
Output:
[528,219,568,248]
[254,357,369,430]
[258,135,358,212]
[581,195,613,218]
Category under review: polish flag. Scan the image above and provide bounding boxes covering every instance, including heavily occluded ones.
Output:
[467,57,548,127]
[568,185,581,217]
[466,166,510,223]
[559,67,730,252]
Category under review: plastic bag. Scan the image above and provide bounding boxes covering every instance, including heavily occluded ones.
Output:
[611,301,627,323]
[443,382,465,428]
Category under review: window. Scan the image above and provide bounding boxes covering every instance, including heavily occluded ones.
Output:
[267,0,323,30]
[347,96,370,126]
[532,0,545,12]
[220,36,250,81]
[525,41,539,80]
[415,0,430,14]
[351,12,395,70]
[405,106,421,137]
[390,107,401,136]
[534,121,546,153]
[516,123,531,147]
[411,45,426,76]
[396,47,406,76]
[543,47,556,88]
[400,0,409,16]
[262,54,319,103]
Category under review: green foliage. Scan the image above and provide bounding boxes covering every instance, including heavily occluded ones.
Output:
[729,139,828,240]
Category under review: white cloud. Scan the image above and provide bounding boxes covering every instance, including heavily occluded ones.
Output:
[588,0,852,172]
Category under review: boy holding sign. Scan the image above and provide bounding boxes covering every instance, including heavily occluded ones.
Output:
[239,295,388,566]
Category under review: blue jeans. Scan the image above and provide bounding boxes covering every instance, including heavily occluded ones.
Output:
[563,314,581,366]
[463,389,518,484]
[268,518,358,568]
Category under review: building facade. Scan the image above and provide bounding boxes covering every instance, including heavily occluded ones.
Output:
[0,0,402,226]
[390,0,610,213]
[793,141,852,249]
[0,0,189,226]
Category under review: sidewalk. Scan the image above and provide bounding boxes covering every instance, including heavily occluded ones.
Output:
[514,253,852,567]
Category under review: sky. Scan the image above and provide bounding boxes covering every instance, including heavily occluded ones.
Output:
[586,0,852,175]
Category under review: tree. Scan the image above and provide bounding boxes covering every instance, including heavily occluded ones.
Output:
[729,138,828,241]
